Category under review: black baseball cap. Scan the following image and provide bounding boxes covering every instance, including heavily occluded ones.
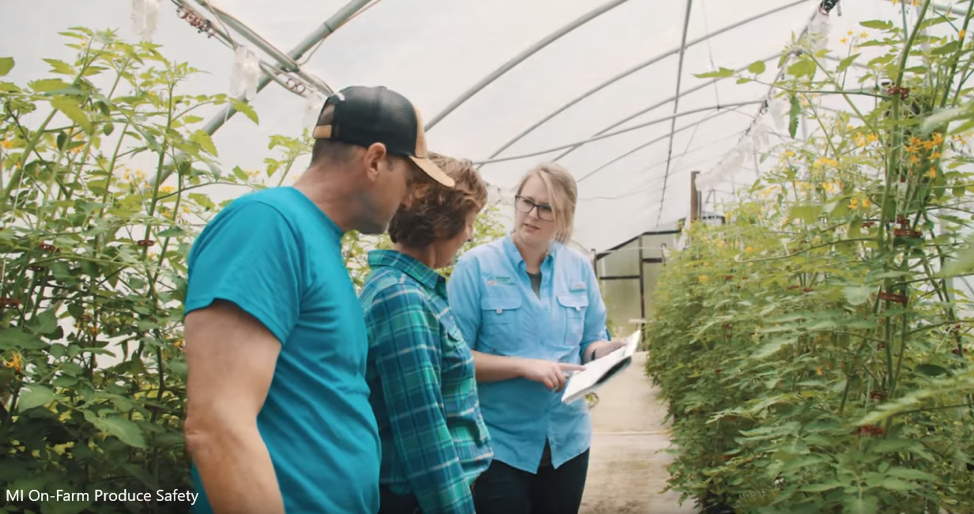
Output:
[312,85,454,187]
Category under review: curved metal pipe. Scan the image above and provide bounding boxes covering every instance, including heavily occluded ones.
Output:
[473,100,760,165]
[424,0,630,131]
[479,0,807,165]
[549,53,780,163]
[656,0,696,224]
[576,104,750,184]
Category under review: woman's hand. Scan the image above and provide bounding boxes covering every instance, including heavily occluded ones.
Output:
[515,359,585,392]
[586,340,627,363]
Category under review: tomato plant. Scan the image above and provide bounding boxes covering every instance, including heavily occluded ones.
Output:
[648,5,974,513]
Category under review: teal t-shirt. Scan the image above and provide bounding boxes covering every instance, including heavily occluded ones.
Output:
[184,187,380,514]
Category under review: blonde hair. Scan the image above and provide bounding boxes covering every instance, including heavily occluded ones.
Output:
[515,163,577,244]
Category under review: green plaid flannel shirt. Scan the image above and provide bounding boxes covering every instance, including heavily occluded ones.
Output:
[360,250,493,514]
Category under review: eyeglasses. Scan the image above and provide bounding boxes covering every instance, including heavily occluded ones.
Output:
[515,195,555,222]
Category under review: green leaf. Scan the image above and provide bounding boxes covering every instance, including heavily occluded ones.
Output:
[50,97,91,133]
[800,482,842,492]
[860,20,893,30]
[886,467,934,481]
[157,226,186,238]
[0,57,13,76]
[752,337,796,359]
[879,478,917,491]
[230,98,259,124]
[940,243,974,277]
[787,58,816,78]
[837,53,860,73]
[31,309,59,336]
[788,204,820,224]
[83,410,146,448]
[843,496,878,514]
[736,77,752,84]
[921,106,967,133]
[233,165,249,181]
[747,60,766,74]
[914,363,948,377]
[42,58,74,75]
[843,286,872,306]
[789,93,801,138]
[694,67,735,79]
[932,40,960,56]
[18,386,57,412]
[0,328,45,350]
[31,78,70,92]
[191,130,218,157]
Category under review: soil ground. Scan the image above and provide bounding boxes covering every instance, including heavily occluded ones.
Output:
[578,352,698,514]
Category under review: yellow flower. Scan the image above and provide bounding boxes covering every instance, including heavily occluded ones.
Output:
[862,197,871,208]
[159,186,175,194]
[847,30,854,36]
[849,197,859,209]
[931,132,944,146]
[860,32,869,39]
[960,29,967,39]
[840,37,848,44]
[3,351,22,372]
[1,139,14,149]
[698,275,710,283]
[867,134,878,143]
[785,150,796,157]
[745,246,755,253]
[174,340,183,348]
[928,167,937,179]
[855,134,866,147]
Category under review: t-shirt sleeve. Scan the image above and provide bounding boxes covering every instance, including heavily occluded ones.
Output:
[184,200,303,346]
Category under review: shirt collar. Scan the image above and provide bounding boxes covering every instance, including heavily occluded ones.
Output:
[502,233,559,271]
[368,249,445,295]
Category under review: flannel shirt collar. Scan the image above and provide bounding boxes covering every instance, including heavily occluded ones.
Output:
[367,249,446,297]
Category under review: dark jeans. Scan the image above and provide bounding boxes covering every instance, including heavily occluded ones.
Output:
[473,449,590,514]
[378,486,421,514]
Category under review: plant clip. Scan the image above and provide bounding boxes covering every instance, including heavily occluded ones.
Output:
[0,297,21,308]
[28,265,46,272]
[896,216,910,227]
[856,424,885,437]
[952,347,968,356]
[38,243,56,252]
[136,239,156,247]
[885,85,910,100]
[818,0,839,15]
[892,228,922,238]
[878,291,908,304]
[176,5,217,38]
[869,390,885,401]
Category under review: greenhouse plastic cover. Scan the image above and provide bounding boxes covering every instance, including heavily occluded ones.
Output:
[2,0,964,253]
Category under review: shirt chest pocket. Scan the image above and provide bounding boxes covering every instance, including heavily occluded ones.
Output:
[557,294,589,345]
[478,296,522,355]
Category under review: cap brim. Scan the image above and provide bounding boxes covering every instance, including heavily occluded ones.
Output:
[409,156,455,187]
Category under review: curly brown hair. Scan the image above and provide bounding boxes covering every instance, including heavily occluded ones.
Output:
[388,153,488,248]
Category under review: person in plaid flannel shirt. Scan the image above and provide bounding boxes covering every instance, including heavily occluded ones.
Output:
[360,153,494,514]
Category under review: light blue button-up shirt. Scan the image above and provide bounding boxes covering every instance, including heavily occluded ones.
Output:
[447,234,608,473]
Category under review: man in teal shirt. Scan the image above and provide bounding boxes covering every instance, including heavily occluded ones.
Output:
[182,86,454,514]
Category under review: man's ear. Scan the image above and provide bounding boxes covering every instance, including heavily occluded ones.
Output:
[361,143,388,182]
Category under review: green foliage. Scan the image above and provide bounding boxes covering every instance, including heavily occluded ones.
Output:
[651,7,974,513]
[0,29,508,514]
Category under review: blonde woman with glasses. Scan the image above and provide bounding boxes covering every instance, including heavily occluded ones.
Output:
[447,163,624,514]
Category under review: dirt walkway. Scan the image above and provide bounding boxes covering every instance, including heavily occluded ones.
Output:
[579,352,697,514]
